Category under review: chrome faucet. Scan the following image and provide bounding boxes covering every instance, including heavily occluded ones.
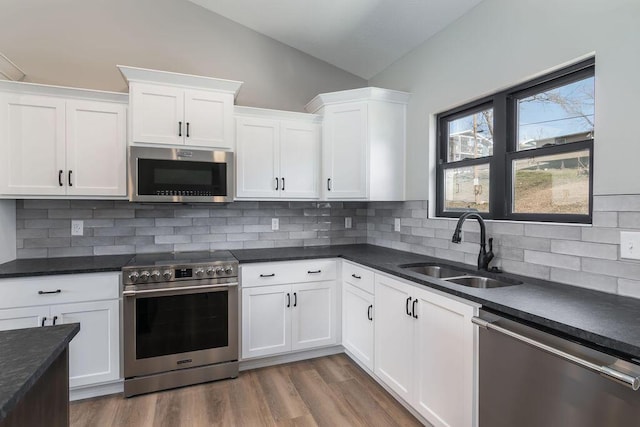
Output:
[451,212,494,271]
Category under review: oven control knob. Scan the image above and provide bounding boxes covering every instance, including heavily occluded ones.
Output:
[128,271,139,283]
[195,268,205,278]
[162,270,172,280]
[139,271,150,282]
[150,270,161,281]
[206,267,215,276]
[213,267,223,275]
[224,266,234,275]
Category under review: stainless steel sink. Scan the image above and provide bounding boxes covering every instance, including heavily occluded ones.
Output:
[400,263,470,279]
[445,276,522,289]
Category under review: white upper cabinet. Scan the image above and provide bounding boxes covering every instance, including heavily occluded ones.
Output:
[119,66,242,151]
[0,83,128,198]
[66,100,127,196]
[235,107,320,200]
[306,87,410,201]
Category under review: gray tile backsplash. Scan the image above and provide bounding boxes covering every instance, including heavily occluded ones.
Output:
[15,200,368,258]
[14,195,640,298]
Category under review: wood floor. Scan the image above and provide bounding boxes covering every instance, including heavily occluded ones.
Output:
[70,354,424,427]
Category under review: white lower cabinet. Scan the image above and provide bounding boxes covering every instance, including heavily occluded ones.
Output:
[342,282,374,370]
[0,272,121,392]
[373,273,477,427]
[50,300,120,388]
[240,260,338,359]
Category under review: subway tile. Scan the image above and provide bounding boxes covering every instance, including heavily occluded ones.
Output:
[303,238,331,247]
[155,218,193,227]
[550,268,618,293]
[173,243,210,252]
[410,245,435,256]
[259,232,290,240]
[155,235,191,244]
[16,209,48,219]
[48,209,93,219]
[524,224,582,240]
[619,212,640,229]
[17,228,48,239]
[116,236,154,246]
[210,209,243,217]
[524,250,580,270]
[49,228,73,238]
[114,218,155,227]
[71,236,115,247]
[17,248,48,258]
[174,209,210,218]
[593,195,640,212]
[243,240,275,249]
[411,227,435,237]
[192,234,227,243]
[84,219,115,228]
[289,231,318,240]
[617,278,640,299]
[227,233,259,242]
[23,237,70,249]
[243,224,273,233]
[551,240,618,260]
[93,209,135,219]
[210,241,244,250]
[193,217,227,226]
[500,260,550,280]
[135,244,174,254]
[494,246,524,262]
[173,226,210,235]
[434,248,466,263]
[24,219,70,229]
[592,212,618,228]
[496,235,551,251]
[227,216,260,225]
[582,258,640,280]
[581,227,620,244]
[275,239,303,248]
[210,225,243,234]
[69,200,115,209]
[135,227,174,236]
[93,245,135,255]
[23,200,70,209]
[94,227,136,237]
[49,247,93,258]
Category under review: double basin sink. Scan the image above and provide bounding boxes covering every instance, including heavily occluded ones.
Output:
[400,264,523,289]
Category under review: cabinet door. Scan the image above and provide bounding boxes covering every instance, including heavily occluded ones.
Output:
[50,300,120,388]
[342,283,374,370]
[374,274,414,402]
[414,289,476,427]
[279,121,320,199]
[66,100,127,196]
[291,281,337,351]
[0,94,66,195]
[241,285,291,358]
[235,117,280,198]
[130,83,184,145]
[184,89,233,150]
[0,306,50,331]
[323,102,368,199]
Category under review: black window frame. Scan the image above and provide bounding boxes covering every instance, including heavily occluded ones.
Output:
[436,58,594,223]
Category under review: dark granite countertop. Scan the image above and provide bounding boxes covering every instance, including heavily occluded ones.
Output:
[0,254,134,278]
[232,244,640,362]
[0,324,79,421]
[2,244,640,362]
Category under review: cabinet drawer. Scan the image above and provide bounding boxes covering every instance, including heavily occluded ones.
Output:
[241,259,337,288]
[0,272,120,309]
[342,261,374,294]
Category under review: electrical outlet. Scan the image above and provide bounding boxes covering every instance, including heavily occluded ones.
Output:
[394,218,401,232]
[271,218,279,231]
[345,217,352,229]
[621,231,640,260]
[71,220,84,236]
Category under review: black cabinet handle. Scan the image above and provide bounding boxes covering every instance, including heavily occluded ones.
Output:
[412,299,418,319]
[282,177,285,191]
[351,274,362,279]
[186,122,190,138]
[68,170,73,187]
[367,304,373,321]
[327,178,331,191]
[260,273,275,278]
[293,292,297,307]
[58,170,63,186]
[52,316,58,325]
[275,177,279,191]
[406,296,412,316]
[41,316,47,327]
[286,293,290,308]
[308,270,321,274]
[38,289,61,295]
[178,121,182,137]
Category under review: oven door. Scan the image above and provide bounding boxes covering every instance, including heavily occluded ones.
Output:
[123,282,238,378]
[129,146,234,203]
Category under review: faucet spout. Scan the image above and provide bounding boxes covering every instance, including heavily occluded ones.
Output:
[451,212,494,271]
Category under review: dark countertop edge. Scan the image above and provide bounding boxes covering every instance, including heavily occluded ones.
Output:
[0,266,124,279]
[0,323,80,422]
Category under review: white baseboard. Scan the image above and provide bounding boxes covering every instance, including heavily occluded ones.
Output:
[239,345,344,371]
[70,380,123,401]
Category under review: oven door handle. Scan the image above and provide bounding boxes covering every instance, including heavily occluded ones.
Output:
[123,282,238,297]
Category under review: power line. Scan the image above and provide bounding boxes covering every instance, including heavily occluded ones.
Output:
[520,114,594,127]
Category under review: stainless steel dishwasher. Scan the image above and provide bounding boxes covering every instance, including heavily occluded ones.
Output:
[473,309,640,427]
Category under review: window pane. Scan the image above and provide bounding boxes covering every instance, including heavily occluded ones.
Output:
[444,164,490,212]
[447,109,494,161]
[512,149,590,215]
[517,76,594,151]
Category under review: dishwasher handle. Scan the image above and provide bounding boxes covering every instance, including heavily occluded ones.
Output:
[472,316,640,391]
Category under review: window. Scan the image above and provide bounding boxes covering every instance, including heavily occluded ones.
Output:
[436,58,594,223]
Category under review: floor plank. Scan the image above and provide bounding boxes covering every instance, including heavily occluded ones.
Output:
[70,354,422,427]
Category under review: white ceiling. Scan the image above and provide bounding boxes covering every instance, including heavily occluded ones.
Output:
[188,0,482,80]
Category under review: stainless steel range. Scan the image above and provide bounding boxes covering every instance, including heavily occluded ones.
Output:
[122,251,238,397]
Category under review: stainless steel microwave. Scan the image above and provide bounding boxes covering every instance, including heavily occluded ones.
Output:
[128,146,234,203]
